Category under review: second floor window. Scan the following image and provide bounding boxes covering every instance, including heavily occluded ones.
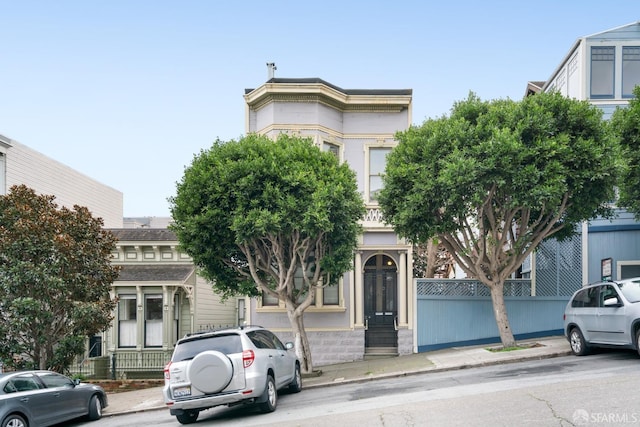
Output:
[591,46,615,98]
[323,141,340,159]
[369,147,391,203]
[623,46,640,98]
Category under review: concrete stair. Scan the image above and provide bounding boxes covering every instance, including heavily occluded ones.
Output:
[364,347,398,360]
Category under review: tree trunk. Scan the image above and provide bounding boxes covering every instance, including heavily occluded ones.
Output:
[286,308,313,374]
[488,281,516,348]
[425,239,437,278]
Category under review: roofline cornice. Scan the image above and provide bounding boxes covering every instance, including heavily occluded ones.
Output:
[245,82,412,113]
[0,134,13,150]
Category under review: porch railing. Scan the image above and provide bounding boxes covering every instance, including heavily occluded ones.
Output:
[66,350,171,379]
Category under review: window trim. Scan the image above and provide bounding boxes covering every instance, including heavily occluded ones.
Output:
[257,277,345,312]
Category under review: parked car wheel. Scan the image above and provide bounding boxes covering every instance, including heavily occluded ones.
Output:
[569,327,589,356]
[176,410,199,425]
[258,375,277,413]
[2,414,27,427]
[87,394,102,420]
[636,329,640,357]
[288,363,302,393]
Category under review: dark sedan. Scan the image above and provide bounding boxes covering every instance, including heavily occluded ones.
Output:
[0,370,108,427]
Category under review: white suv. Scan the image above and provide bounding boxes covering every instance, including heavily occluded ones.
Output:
[563,277,640,356]
[163,325,301,424]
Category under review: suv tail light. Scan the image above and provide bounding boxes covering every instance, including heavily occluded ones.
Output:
[242,349,255,368]
[164,362,172,380]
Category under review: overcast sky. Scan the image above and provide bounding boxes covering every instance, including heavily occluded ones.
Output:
[1,1,636,217]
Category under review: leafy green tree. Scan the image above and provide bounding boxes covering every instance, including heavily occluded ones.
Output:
[0,185,119,371]
[170,134,364,373]
[378,92,620,348]
[610,85,640,218]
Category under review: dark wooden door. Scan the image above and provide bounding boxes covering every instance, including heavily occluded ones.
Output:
[364,255,397,348]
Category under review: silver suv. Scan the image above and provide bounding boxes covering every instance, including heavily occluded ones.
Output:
[163,325,301,424]
[563,277,640,356]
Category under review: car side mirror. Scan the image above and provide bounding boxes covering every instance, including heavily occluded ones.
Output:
[285,342,294,350]
[604,297,622,307]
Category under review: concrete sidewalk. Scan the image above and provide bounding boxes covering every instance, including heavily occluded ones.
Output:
[102,335,572,416]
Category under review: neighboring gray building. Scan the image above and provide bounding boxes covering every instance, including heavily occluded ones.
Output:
[0,133,123,228]
[243,77,414,365]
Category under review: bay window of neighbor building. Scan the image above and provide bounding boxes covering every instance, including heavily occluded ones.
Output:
[145,294,163,347]
[118,295,137,348]
[590,46,615,98]
[368,147,392,203]
[622,46,640,98]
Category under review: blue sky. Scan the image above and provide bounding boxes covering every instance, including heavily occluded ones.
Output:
[0,1,636,217]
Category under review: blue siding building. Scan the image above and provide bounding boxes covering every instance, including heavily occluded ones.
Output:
[529,21,640,284]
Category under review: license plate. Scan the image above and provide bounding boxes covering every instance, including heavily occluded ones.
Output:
[173,386,191,398]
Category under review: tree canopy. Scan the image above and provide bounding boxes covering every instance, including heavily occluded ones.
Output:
[378,92,621,347]
[170,133,364,372]
[0,185,119,371]
[610,85,640,218]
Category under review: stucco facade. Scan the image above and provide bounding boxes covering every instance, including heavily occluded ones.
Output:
[243,78,415,365]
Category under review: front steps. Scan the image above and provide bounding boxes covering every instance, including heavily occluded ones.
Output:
[364,346,398,360]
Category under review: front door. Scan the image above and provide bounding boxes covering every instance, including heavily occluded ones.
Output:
[364,254,397,348]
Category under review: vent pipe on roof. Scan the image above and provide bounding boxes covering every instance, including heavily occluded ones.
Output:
[266,62,277,80]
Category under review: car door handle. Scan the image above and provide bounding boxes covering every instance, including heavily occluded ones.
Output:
[53,392,60,397]
[20,397,29,403]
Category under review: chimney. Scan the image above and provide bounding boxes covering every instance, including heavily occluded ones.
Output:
[266,62,277,80]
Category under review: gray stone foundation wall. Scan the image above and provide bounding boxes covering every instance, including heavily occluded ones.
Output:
[276,329,365,367]
[397,328,413,355]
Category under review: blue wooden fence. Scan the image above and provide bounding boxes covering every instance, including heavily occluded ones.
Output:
[416,279,570,352]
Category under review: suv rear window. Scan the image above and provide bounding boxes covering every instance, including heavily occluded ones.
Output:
[172,334,243,362]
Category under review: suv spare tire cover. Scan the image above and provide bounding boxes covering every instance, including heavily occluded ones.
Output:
[188,350,234,394]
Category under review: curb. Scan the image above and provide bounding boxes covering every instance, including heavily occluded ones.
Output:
[302,350,573,390]
[103,349,572,417]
